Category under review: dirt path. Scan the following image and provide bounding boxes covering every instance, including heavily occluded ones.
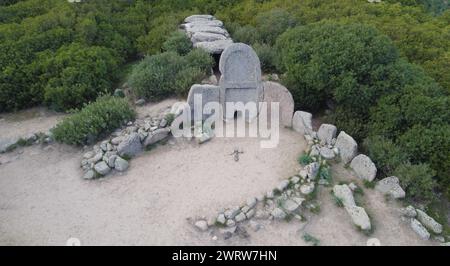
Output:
[0,103,434,246]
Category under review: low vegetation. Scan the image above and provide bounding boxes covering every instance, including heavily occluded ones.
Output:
[52,96,135,145]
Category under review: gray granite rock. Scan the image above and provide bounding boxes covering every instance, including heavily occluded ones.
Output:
[350,154,377,181]
[335,131,358,164]
[376,176,405,199]
[117,133,142,157]
[292,111,312,135]
[317,124,337,145]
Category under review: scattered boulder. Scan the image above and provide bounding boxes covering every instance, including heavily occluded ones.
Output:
[416,209,443,234]
[350,154,377,181]
[304,162,319,180]
[346,205,371,231]
[410,218,430,240]
[334,131,358,164]
[271,208,287,220]
[235,212,246,222]
[216,214,226,224]
[317,124,337,145]
[333,184,356,207]
[194,220,208,231]
[319,147,335,160]
[114,157,129,172]
[300,183,315,195]
[94,161,111,176]
[282,199,300,212]
[83,170,95,180]
[375,176,405,199]
[400,205,417,218]
[246,197,257,209]
[292,111,313,135]
[144,128,171,147]
[276,180,289,192]
[117,133,142,157]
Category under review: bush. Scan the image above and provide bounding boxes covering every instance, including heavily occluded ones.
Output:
[174,67,205,96]
[52,96,135,146]
[184,48,214,73]
[275,22,399,113]
[232,25,259,45]
[363,135,407,176]
[253,43,276,73]
[394,163,437,203]
[255,9,297,45]
[42,43,120,111]
[162,31,192,55]
[128,49,213,100]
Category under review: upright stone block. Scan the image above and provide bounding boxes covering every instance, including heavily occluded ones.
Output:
[219,43,263,121]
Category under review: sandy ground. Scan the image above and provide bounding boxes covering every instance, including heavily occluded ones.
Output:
[0,107,65,140]
[0,101,434,246]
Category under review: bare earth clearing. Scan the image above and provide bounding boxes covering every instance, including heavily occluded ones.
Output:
[0,100,432,246]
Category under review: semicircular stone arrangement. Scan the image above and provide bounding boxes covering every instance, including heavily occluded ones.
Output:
[75,15,445,245]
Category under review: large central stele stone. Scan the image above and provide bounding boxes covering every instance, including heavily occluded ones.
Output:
[219,43,263,121]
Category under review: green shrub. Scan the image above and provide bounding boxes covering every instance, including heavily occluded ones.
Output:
[52,96,135,145]
[42,43,120,111]
[162,31,192,55]
[128,49,213,100]
[275,22,399,113]
[232,25,259,45]
[394,162,437,203]
[128,52,184,100]
[253,43,276,73]
[363,135,407,176]
[184,48,214,73]
[298,153,313,166]
[255,8,297,45]
[174,67,205,96]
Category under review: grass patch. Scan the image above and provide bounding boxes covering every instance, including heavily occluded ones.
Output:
[363,180,375,189]
[303,233,320,246]
[298,153,313,166]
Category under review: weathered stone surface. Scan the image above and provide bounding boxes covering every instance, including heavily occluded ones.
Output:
[276,180,289,192]
[333,184,356,207]
[350,154,377,181]
[83,170,95,180]
[191,31,227,43]
[300,183,315,195]
[245,209,255,219]
[282,199,300,212]
[410,218,430,240]
[304,162,319,180]
[114,157,129,172]
[94,161,111,176]
[117,133,142,157]
[144,128,171,147]
[271,208,286,219]
[186,25,229,36]
[194,39,233,54]
[416,209,443,234]
[376,176,405,199]
[400,205,417,218]
[319,147,335,160]
[187,84,220,121]
[216,214,226,224]
[83,151,95,159]
[184,14,214,23]
[262,81,294,127]
[235,212,246,222]
[224,207,240,219]
[194,220,208,231]
[317,124,337,145]
[246,197,257,209]
[345,205,371,231]
[334,131,357,164]
[292,111,312,135]
[219,43,263,121]
[107,155,117,168]
[183,19,224,28]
